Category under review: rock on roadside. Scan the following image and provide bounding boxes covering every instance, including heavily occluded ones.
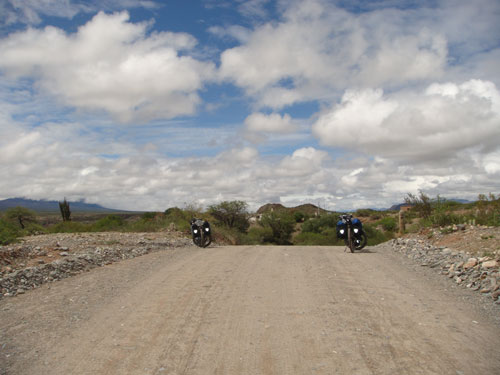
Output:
[0,232,192,299]
[386,237,500,305]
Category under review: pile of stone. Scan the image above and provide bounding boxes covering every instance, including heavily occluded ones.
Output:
[0,233,192,299]
[389,237,500,304]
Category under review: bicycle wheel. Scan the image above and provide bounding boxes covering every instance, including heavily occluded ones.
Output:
[348,230,355,252]
[355,233,367,250]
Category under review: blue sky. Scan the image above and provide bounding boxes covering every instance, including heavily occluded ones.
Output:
[0,0,499,211]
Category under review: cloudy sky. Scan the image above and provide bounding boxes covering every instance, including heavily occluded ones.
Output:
[0,0,499,212]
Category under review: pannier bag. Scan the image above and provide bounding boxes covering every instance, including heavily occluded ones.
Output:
[336,220,347,239]
[352,218,363,230]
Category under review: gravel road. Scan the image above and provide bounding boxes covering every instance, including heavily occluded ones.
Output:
[1,244,499,375]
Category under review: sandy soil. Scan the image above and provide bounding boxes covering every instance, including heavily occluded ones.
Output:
[1,244,499,375]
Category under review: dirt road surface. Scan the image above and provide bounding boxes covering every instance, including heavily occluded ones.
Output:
[1,245,499,375]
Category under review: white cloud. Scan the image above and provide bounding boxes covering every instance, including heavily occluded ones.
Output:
[1,0,499,212]
[476,150,500,175]
[0,0,158,27]
[237,0,270,20]
[207,25,251,43]
[312,80,500,162]
[0,11,215,123]
[312,88,397,148]
[355,30,447,86]
[217,0,500,111]
[244,112,296,133]
[1,111,498,211]
[216,146,258,165]
[276,147,329,177]
[218,0,455,109]
[1,0,84,26]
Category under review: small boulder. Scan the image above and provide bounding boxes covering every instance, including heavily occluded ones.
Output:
[482,260,499,269]
[464,258,478,270]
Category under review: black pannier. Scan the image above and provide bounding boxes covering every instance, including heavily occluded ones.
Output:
[336,220,347,239]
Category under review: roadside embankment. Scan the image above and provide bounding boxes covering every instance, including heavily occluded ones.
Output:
[387,229,500,305]
[0,232,192,298]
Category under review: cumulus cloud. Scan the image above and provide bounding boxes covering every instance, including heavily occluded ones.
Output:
[0,107,336,210]
[244,112,296,133]
[1,0,499,212]
[1,110,497,211]
[243,112,311,145]
[219,0,454,109]
[275,147,329,177]
[217,0,500,111]
[0,0,157,27]
[237,0,270,20]
[1,0,85,26]
[482,151,500,175]
[312,80,500,162]
[207,25,251,43]
[0,11,215,123]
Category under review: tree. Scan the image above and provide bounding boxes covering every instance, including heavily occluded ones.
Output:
[404,191,432,219]
[208,200,249,232]
[5,206,37,229]
[0,215,21,245]
[259,212,295,245]
[294,211,305,223]
[59,198,71,221]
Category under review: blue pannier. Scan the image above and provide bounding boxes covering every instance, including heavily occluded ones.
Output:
[352,218,363,229]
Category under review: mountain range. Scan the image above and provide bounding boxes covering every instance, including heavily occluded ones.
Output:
[1,197,474,214]
[0,198,122,213]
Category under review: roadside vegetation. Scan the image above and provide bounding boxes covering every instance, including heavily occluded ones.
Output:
[403,191,500,232]
[1,193,498,246]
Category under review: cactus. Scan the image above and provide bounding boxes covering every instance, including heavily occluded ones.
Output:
[59,198,71,221]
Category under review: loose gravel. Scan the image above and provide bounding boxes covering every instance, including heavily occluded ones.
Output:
[0,231,192,299]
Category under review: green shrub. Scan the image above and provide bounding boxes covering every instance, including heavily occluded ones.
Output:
[209,225,243,245]
[355,209,375,217]
[0,218,21,245]
[363,224,393,245]
[258,212,295,245]
[475,212,500,227]
[405,191,432,219]
[294,211,305,223]
[240,227,274,245]
[301,215,337,233]
[164,207,191,232]
[165,207,183,217]
[430,212,462,227]
[50,221,90,233]
[208,201,249,232]
[1,207,45,243]
[473,194,500,226]
[141,212,159,220]
[378,217,397,232]
[4,206,37,229]
[91,214,125,232]
[125,212,168,232]
[301,218,321,233]
[23,222,47,235]
[127,219,162,232]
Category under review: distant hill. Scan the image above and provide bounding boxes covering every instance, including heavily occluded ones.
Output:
[256,203,332,216]
[388,203,412,211]
[448,198,474,204]
[256,203,287,214]
[0,198,123,213]
[388,198,474,211]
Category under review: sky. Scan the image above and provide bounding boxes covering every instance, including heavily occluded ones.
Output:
[0,0,499,212]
